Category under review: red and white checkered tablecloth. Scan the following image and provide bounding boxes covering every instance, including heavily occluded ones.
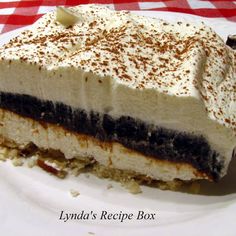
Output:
[0,0,235,35]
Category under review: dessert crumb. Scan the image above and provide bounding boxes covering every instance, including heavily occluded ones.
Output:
[0,147,7,161]
[7,149,18,159]
[122,180,142,194]
[88,232,95,235]
[107,183,113,189]
[27,157,37,168]
[0,155,6,162]
[70,189,80,197]
[12,158,24,167]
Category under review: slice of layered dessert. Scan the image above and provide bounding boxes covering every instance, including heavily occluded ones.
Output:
[0,5,235,187]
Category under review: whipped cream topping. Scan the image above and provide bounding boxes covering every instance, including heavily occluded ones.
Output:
[0,5,235,134]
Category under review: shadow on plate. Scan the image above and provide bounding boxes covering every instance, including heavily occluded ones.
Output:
[132,157,236,208]
[198,155,236,196]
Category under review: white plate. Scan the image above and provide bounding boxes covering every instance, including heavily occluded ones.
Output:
[0,11,236,236]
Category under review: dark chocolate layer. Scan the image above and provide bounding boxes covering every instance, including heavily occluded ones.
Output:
[0,92,223,180]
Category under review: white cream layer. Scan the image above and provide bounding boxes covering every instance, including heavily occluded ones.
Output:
[0,5,235,177]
